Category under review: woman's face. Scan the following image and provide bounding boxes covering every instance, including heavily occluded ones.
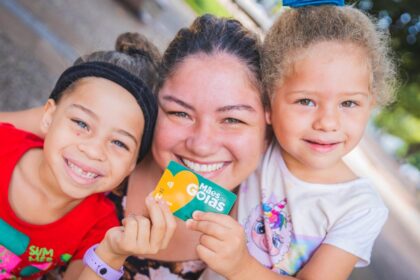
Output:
[152,53,268,190]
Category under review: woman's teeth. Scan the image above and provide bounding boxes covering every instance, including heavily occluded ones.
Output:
[182,159,224,173]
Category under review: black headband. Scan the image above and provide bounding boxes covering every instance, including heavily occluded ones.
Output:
[49,61,157,162]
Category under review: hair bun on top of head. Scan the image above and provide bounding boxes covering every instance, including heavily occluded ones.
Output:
[115,32,161,63]
[283,0,344,7]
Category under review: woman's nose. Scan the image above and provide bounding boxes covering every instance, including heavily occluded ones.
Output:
[185,121,219,157]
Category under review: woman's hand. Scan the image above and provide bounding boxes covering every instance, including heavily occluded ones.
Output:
[186,211,253,279]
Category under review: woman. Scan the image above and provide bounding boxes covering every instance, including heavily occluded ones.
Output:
[1,14,270,279]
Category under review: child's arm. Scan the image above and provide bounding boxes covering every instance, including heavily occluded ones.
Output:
[63,196,177,280]
[187,211,358,280]
[0,107,45,137]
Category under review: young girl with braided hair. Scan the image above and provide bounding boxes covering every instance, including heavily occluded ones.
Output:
[189,1,397,279]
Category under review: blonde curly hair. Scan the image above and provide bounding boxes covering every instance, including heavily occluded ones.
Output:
[263,5,398,106]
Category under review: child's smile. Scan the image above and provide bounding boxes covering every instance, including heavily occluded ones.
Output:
[302,139,343,153]
[63,157,104,185]
[40,77,143,200]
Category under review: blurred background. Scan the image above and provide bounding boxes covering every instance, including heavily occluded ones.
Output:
[0,0,418,279]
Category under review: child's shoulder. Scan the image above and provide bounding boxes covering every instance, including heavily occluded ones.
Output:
[0,122,43,159]
[0,122,43,143]
[352,179,388,211]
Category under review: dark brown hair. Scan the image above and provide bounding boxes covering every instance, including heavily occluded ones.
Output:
[160,14,268,107]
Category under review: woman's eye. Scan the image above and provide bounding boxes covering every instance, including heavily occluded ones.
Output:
[297,99,315,107]
[341,100,358,108]
[223,118,243,124]
[169,111,190,119]
[112,140,129,151]
[71,119,89,130]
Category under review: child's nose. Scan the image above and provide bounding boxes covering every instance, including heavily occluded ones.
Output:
[78,139,106,161]
[185,121,219,157]
[313,106,340,132]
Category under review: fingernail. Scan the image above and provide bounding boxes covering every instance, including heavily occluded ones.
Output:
[158,199,167,206]
[146,196,154,204]
[192,210,203,219]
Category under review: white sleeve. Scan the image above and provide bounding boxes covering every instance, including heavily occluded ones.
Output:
[323,207,388,267]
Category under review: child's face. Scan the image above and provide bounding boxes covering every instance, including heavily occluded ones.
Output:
[41,77,144,199]
[152,53,269,190]
[271,42,373,175]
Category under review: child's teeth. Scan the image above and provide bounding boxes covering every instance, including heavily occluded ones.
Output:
[68,161,97,179]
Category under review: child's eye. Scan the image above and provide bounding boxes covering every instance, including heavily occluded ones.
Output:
[297,99,315,107]
[112,140,129,151]
[341,100,358,108]
[71,119,89,130]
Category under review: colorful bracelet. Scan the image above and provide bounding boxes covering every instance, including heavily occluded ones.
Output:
[83,244,124,280]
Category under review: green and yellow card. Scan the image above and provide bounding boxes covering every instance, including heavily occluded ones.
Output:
[152,161,237,221]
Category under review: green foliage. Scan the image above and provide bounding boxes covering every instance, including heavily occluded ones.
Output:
[184,0,232,17]
[351,0,420,169]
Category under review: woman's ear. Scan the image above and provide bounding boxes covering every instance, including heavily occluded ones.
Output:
[265,109,272,125]
[40,99,57,134]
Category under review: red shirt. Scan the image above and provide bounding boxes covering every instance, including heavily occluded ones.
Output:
[0,123,119,279]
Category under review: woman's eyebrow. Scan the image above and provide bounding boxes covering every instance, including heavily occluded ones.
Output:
[160,95,194,111]
[217,104,256,113]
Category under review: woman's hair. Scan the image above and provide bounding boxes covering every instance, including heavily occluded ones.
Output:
[71,32,161,95]
[160,14,268,107]
[263,5,398,106]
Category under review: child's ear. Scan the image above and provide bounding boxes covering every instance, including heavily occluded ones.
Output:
[129,161,136,174]
[40,99,57,134]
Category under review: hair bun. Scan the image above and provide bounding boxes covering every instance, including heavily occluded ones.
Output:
[115,32,161,63]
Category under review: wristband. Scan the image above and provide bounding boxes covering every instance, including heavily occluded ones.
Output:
[83,244,124,280]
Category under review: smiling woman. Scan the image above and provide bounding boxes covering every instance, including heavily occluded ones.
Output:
[110,14,270,279]
[152,52,267,189]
